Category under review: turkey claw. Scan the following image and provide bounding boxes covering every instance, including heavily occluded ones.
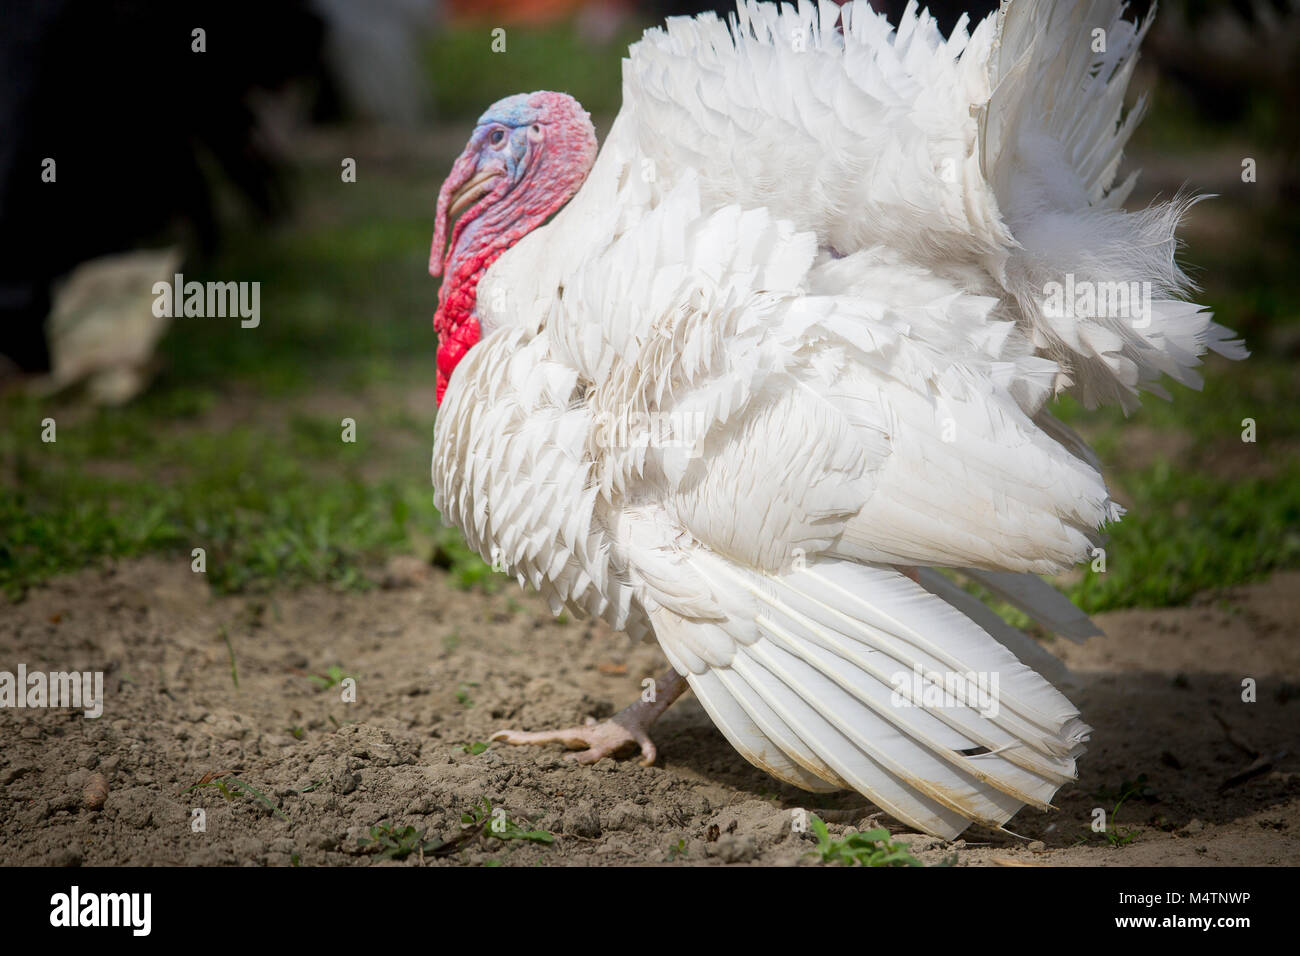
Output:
[491,716,658,767]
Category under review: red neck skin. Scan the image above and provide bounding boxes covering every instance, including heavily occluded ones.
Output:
[433,225,509,405]
[432,122,594,405]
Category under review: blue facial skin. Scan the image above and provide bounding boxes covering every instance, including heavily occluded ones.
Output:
[444,94,545,266]
[473,94,542,185]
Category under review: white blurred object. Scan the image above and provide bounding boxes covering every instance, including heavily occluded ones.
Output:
[312,0,441,126]
[39,248,182,405]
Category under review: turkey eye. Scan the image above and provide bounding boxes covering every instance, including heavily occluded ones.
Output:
[490,128,506,147]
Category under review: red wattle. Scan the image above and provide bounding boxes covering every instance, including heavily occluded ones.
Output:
[433,248,491,405]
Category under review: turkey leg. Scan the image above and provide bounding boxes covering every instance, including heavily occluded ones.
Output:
[490,667,689,766]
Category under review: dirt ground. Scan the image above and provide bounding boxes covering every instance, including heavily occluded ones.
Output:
[1,557,1297,866]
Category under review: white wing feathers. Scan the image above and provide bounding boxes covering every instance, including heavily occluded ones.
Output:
[540,176,1116,577]
[433,0,1243,837]
[619,0,1245,412]
[625,0,1012,274]
[980,0,1247,409]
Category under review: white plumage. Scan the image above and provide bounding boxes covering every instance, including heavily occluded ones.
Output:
[432,0,1243,838]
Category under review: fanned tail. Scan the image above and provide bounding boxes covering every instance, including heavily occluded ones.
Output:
[653,554,1090,839]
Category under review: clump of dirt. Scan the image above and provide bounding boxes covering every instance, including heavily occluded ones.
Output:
[1,558,1297,866]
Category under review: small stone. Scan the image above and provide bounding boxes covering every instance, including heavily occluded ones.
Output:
[83,772,110,811]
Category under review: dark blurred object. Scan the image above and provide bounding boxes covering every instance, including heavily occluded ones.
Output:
[869,0,997,34]
[1147,0,1298,200]
[0,0,326,373]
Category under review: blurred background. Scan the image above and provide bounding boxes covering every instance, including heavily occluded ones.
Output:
[1,0,1297,620]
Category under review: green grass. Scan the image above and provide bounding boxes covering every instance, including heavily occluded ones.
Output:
[807,814,923,867]
[363,797,555,864]
[1065,461,1300,613]
[460,796,554,846]
[356,822,443,861]
[183,774,288,822]
[156,167,439,394]
[307,665,355,691]
[0,392,488,598]
[1081,774,1159,848]
[221,626,239,689]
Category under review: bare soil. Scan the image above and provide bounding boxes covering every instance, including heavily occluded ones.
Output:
[1,558,1297,866]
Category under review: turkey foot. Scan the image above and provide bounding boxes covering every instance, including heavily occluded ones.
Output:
[491,667,688,766]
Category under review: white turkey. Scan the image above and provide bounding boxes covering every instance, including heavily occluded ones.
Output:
[427,0,1245,838]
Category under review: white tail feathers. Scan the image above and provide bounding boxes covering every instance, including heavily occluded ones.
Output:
[655,554,1090,839]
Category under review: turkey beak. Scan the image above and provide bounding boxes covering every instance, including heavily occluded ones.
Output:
[448,169,502,221]
[431,145,505,278]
